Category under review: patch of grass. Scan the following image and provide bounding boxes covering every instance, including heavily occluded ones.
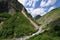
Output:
[0,12,36,39]
[0,12,11,18]
[27,31,60,40]
[14,12,36,38]
[0,12,11,22]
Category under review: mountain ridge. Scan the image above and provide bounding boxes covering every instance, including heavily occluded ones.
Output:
[27,7,60,40]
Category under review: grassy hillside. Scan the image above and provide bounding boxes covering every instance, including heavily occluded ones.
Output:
[27,18,60,40]
[36,7,60,25]
[0,0,37,39]
[27,7,60,40]
[0,12,36,39]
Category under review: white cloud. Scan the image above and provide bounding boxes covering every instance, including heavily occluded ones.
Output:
[18,0,27,5]
[32,0,39,8]
[26,0,39,8]
[31,8,46,17]
[26,0,33,6]
[26,8,34,13]
[40,0,56,7]
[18,0,56,17]
[48,6,55,12]
[40,0,46,7]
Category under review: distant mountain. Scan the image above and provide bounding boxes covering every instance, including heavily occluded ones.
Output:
[27,7,60,40]
[36,7,60,25]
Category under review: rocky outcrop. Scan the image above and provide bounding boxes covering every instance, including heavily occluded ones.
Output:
[0,0,27,13]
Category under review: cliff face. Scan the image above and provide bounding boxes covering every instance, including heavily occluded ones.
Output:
[0,0,8,12]
[0,0,28,23]
[0,0,27,13]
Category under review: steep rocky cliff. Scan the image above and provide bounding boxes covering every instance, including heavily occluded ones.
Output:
[0,0,27,13]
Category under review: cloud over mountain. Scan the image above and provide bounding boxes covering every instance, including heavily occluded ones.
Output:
[40,0,56,7]
[18,0,60,17]
[31,8,46,17]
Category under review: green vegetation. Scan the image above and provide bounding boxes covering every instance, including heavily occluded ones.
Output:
[27,32,60,40]
[0,12,36,39]
[0,12,11,18]
[27,18,60,40]
[14,12,36,38]
[36,7,60,25]
[0,0,37,39]
[0,12,11,22]
[27,7,60,40]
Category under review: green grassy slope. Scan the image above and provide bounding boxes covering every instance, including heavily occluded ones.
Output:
[27,18,60,40]
[36,7,60,25]
[0,0,37,39]
[0,12,36,39]
[27,7,60,40]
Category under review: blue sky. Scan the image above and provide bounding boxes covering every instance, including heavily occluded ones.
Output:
[18,0,60,17]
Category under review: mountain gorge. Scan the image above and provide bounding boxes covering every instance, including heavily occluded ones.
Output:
[0,0,60,40]
[0,0,37,40]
